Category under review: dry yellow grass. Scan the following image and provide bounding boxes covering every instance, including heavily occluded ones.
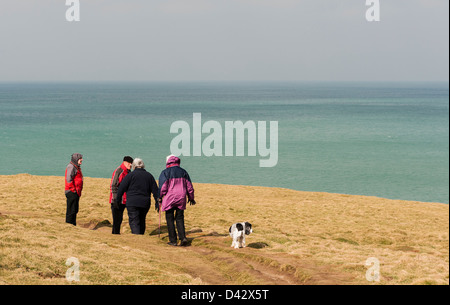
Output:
[0,174,448,285]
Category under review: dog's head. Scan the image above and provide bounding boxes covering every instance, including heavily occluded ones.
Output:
[244,222,252,235]
[229,222,253,235]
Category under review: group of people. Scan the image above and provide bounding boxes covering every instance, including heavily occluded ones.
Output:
[64,153,196,247]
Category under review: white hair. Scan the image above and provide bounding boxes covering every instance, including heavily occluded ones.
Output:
[132,158,145,170]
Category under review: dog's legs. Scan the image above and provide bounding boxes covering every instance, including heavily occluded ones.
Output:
[232,234,240,249]
[238,234,244,248]
[233,235,239,249]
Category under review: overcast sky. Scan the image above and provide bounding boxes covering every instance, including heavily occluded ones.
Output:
[0,0,448,82]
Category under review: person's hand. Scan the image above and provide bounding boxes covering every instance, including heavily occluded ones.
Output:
[155,198,162,212]
[188,199,196,206]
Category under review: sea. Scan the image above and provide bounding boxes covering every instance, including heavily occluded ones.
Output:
[0,82,448,204]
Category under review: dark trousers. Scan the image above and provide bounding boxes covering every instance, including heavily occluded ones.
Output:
[165,208,186,243]
[65,191,79,226]
[111,204,126,234]
[127,206,149,235]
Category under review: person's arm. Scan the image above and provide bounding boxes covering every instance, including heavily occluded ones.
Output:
[66,163,77,193]
[185,172,195,203]
[150,174,159,206]
[110,167,123,202]
[158,171,168,199]
[66,164,75,183]
[116,173,131,205]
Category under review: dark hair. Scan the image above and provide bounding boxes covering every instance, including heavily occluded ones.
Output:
[123,156,134,163]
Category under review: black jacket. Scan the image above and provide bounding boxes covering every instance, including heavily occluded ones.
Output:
[116,168,159,208]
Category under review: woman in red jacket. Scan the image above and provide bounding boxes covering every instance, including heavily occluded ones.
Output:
[65,153,83,226]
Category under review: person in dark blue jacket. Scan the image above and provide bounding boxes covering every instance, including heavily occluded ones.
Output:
[117,158,159,235]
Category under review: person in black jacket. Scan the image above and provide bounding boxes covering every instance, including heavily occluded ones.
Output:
[116,158,159,235]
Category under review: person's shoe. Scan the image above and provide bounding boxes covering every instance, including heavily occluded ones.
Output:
[180,238,189,247]
[167,241,178,246]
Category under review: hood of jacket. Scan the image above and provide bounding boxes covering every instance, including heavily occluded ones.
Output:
[166,155,180,168]
[71,153,83,166]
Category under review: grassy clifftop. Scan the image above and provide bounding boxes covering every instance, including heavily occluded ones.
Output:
[0,174,448,285]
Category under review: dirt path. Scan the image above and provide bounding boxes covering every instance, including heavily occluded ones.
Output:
[1,210,355,285]
[174,231,355,285]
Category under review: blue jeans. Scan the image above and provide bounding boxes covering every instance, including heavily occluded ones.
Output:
[126,206,149,235]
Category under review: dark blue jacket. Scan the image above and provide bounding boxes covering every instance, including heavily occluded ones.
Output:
[117,168,159,208]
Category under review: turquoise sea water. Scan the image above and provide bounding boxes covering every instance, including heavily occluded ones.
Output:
[0,82,448,204]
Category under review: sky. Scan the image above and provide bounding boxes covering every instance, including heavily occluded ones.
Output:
[0,0,448,82]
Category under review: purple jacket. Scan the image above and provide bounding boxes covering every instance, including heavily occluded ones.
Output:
[158,156,195,212]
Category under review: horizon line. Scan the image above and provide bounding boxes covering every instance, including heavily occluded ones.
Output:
[0,80,449,85]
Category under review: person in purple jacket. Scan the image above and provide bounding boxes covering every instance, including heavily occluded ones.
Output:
[158,155,196,246]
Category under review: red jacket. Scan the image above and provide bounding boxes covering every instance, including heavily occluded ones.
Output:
[109,163,130,204]
[65,162,83,197]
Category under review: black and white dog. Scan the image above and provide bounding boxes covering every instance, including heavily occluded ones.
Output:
[229,222,253,249]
